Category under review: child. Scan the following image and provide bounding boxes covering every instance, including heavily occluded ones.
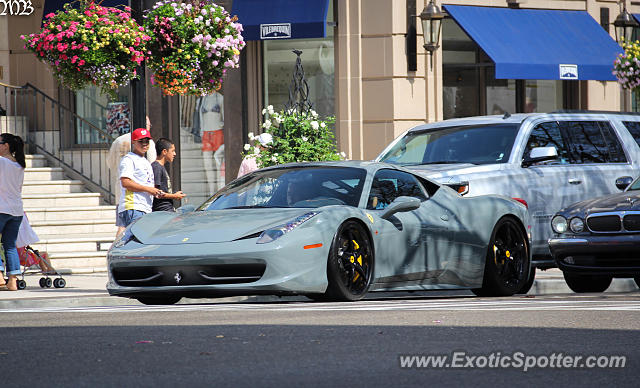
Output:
[152,138,186,212]
[16,214,54,274]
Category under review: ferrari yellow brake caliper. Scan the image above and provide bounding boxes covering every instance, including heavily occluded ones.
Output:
[351,240,362,282]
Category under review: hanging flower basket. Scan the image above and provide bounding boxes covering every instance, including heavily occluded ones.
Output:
[244,106,344,168]
[144,0,245,96]
[21,1,150,97]
[613,39,640,91]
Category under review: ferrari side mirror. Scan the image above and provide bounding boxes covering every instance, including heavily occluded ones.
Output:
[381,196,421,220]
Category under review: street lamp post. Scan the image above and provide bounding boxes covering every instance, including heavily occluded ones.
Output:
[419,0,444,68]
[614,0,639,43]
[130,0,146,131]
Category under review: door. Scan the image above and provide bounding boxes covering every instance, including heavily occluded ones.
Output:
[520,121,586,255]
[368,169,451,284]
[559,120,633,198]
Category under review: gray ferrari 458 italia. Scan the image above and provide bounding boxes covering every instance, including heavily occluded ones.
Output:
[107,161,531,305]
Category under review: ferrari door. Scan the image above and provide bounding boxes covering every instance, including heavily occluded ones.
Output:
[368,169,452,284]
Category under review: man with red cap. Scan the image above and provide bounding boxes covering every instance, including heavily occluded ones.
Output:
[116,127,163,238]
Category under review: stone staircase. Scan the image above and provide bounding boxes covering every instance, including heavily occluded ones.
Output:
[22,154,116,273]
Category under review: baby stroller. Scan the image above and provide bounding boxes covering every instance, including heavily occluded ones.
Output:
[1,213,66,289]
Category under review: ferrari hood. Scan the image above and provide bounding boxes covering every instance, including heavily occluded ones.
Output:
[130,208,314,244]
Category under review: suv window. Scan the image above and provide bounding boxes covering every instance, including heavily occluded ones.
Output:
[561,121,627,164]
[524,121,571,164]
[622,121,640,149]
[367,170,427,210]
[378,124,519,165]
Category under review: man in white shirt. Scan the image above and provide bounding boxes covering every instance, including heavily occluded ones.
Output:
[106,116,156,204]
[116,128,163,238]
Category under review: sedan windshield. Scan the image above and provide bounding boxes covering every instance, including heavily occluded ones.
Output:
[198,167,367,210]
[628,179,640,191]
[378,123,519,166]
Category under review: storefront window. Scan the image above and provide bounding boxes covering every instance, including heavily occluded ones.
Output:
[179,91,226,206]
[525,80,562,113]
[262,2,334,118]
[486,70,515,115]
[75,85,128,144]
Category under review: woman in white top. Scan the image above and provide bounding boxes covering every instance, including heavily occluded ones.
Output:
[0,133,26,291]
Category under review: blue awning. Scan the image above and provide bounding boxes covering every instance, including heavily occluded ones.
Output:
[231,0,330,40]
[444,5,622,81]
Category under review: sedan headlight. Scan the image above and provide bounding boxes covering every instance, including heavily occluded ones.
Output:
[569,217,584,233]
[256,212,318,244]
[551,215,568,234]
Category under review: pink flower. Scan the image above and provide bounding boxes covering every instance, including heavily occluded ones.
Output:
[45,13,55,19]
[78,60,85,66]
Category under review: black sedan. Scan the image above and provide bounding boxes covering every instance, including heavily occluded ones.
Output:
[549,177,640,293]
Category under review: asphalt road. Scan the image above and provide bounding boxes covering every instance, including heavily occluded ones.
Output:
[2,293,639,387]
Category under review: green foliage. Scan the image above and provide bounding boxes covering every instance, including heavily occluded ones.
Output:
[245,106,344,168]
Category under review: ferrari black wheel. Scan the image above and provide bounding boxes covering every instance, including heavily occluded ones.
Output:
[325,220,374,301]
[136,296,182,305]
[516,268,536,294]
[563,273,612,293]
[473,217,529,297]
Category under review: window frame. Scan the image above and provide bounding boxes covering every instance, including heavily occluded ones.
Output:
[366,169,429,210]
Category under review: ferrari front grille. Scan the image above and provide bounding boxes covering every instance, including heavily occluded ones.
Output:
[112,263,266,287]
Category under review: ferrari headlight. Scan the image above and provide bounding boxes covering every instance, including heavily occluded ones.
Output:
[551,215,568,234]
[111,220,141,249]
[569,217,584,233]
[256,212,318,244]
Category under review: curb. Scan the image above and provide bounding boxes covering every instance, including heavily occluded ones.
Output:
[528,278,639,295]
[0,278,637,309]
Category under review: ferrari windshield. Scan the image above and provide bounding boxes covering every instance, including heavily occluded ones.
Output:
[378,123,519,166]
[199,166,367,210]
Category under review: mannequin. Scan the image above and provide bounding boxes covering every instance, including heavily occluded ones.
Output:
[199,92,224,194]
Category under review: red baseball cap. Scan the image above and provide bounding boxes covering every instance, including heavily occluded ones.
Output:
[131,127,152,141]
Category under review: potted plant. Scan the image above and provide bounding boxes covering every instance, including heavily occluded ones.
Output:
[144,0,245,95]
[21,1,150,98]
[613,38,640,91]
[245,105,345,168]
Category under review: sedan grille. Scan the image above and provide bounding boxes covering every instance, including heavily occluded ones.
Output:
[586,215,620,232]
[586,211,640,233]
[623,214,640,231]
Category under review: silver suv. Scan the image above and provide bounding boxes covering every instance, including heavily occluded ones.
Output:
[377,112,640,278]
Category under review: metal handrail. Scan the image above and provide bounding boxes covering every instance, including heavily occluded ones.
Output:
[0,81,117,204]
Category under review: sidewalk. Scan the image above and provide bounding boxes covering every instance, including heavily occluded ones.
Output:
[0,269,638,309]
